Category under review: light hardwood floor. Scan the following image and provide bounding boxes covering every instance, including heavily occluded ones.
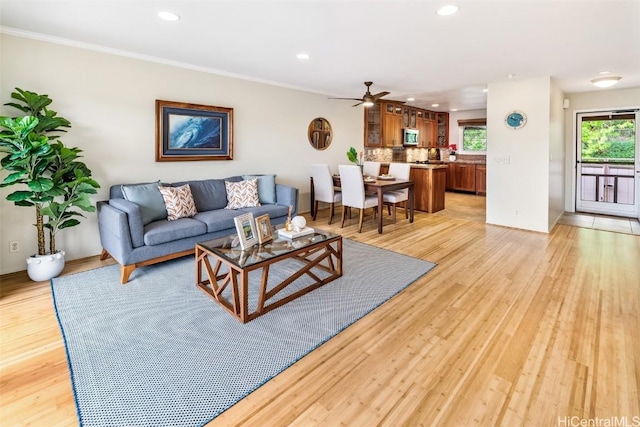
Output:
[1,193,639,426]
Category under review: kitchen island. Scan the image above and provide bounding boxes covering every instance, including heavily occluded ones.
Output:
[380,163,447,213]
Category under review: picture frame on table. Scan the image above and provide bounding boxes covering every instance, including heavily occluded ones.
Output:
[155,99,233,162]
[233,213,258,250]
[255,214,273,244]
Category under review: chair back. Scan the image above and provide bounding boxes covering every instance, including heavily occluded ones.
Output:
[362,161,381,178]
[339,164,366,208]
[311,164,336,203]
[388,162,412,197]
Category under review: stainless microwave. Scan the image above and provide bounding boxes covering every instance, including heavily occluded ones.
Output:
[403,128,419,145]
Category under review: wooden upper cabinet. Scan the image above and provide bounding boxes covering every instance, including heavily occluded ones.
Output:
[383,110,402,147]
[364,104,449,149]
[436,112,449,148]
[364,103,382,147]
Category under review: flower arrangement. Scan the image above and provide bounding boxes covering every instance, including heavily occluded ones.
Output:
[347,146,363,166]
[449,144,457,155]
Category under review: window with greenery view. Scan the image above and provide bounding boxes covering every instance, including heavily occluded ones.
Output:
[581,116,635,163]
[462,126,487,153]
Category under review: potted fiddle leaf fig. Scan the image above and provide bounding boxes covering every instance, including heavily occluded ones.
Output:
[0,88,100,281]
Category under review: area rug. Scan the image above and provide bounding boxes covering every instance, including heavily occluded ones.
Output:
[51,239,436,427]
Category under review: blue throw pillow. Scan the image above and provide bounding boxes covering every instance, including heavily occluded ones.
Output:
[121,181,168,225]
[242,174,277,204]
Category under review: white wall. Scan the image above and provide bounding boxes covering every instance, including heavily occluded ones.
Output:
[563,87,640,212]
[486,77,553,233]
[0,34,362,274]
[548,79,566,230]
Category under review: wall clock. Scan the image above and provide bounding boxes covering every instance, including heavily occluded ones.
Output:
[505,110,527,129]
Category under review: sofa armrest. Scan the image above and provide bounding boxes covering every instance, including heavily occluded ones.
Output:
[276,184,299,216]
[105,199,145,248]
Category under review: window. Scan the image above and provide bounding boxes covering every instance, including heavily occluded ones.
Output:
[458,118,487,153]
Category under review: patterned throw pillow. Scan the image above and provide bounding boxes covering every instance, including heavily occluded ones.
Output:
[158,184,198,220]
[224,179,261,209]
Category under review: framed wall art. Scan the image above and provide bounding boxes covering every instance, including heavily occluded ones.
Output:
[233,213,258,250]
[156,100,233,161]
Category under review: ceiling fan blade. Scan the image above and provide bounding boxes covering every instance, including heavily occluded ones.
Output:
[372,91,390,101]
[328,97,364,101]
[352,101,363,107]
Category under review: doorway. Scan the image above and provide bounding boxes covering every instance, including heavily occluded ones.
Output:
[575,110,639,218]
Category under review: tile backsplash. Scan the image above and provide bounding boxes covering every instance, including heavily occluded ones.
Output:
[365,147,486,163]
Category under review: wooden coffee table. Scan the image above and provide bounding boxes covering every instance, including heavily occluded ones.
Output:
[195,228,342,323]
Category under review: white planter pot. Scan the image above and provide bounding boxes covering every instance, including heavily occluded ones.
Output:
[449,154,457,161]
[26,251,66,281]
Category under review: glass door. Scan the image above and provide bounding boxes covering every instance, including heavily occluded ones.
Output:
[576,110,639,218]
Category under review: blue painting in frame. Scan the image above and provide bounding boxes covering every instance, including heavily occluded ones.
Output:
[156,100,233,161]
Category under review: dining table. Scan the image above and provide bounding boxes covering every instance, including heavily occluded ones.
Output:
[309,175,415,234]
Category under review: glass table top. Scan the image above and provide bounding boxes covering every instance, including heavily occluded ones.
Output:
[198,227,340,269]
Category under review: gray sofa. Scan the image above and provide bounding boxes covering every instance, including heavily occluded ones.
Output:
[97,175,298,283]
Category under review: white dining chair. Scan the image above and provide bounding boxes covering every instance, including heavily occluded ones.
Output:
[362,161,381,178]
[382,162,412,223]
[338,164,378,232]
[311,164,342,224]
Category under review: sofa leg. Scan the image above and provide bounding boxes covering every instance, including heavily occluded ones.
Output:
[100,249,111,261]
[121,264,136,285]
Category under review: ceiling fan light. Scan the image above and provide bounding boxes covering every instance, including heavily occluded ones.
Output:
[590,76,621,88]
[362,101,375,107]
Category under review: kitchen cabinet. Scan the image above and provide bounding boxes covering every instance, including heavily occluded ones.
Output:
[446,163,477,192]
[364,105,448,149]
[364,103,382,146]
[417,115,436,148]
[436,113,449,148]
[475,165,486,195]
[381,102,403,147]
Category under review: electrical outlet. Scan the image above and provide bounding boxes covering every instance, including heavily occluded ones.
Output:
[9,240,19,253]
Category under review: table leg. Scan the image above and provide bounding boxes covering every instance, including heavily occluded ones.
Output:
[409,185,415,223]
[377,187,384,234]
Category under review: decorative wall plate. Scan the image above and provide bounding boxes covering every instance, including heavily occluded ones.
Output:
[505,110,527,129]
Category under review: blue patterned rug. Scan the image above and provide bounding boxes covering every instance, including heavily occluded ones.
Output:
[51,239,436,427]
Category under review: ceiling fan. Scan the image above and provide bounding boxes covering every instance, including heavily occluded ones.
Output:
[329,81,391,107]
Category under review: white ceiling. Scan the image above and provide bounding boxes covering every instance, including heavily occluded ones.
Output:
[1,0,639,112]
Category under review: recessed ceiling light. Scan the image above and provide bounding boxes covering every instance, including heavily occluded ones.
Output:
[158,11,180,21]
[431,103,439,107]
[590,76,621,88]
[407,97,415,102]
[296,53,310,60]
[450,108,458,112]
[482,88,489,93]
[507,74,515,79]
[598,70,611,75]
[437,5,459,16]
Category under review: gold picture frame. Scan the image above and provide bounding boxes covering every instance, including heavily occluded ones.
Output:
[233,213,258,250]
[155,99,233,162]
[255,214,273,244]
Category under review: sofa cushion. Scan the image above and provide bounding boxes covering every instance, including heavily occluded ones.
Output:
[180,179,228,212]
[143,217,207,246]
[242,174,277,204]
[193,209,244,233]
[121,181,167,225]
[225,179,261,209]
[159,184,198,220]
